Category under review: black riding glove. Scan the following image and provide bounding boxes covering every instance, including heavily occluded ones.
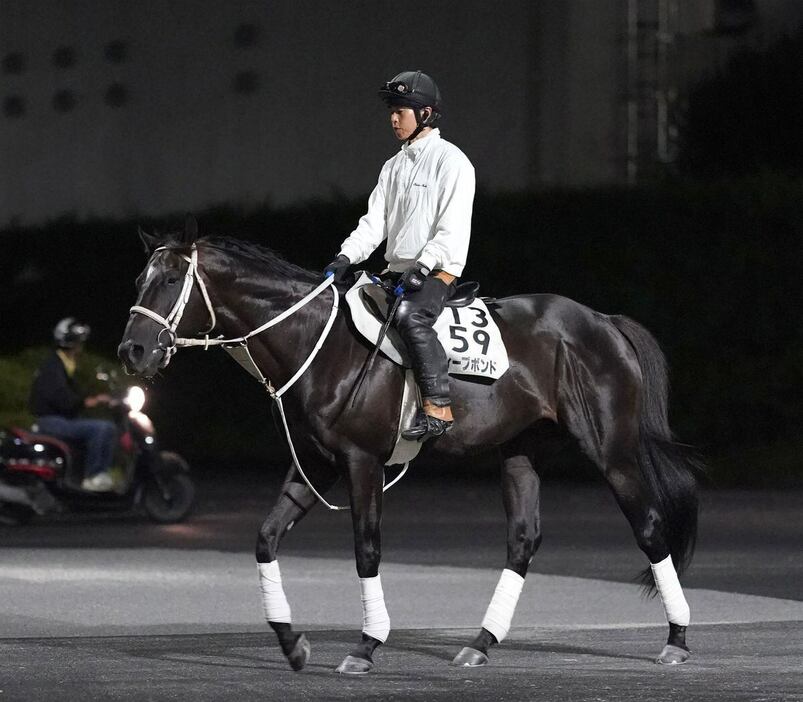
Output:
[323,254,351,282]
[398,263,430,293]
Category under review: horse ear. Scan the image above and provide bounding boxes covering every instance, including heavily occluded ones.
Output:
[183,214,199,244]
[138,226,162,254]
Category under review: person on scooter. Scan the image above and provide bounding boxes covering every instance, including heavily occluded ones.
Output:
[323,70,476,442]
[29,318,117,492]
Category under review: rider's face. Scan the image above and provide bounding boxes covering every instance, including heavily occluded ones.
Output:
[389,106,429,141]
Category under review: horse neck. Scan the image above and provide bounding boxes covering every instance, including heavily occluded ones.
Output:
[203,254,341,390]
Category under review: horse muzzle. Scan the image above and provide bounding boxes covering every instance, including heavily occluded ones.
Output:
[117,338,167,377]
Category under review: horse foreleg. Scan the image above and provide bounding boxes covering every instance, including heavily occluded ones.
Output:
[256,463,337,671]
[335,455,388,675]
[453,448,541,667]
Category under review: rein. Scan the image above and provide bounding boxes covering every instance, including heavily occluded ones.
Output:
[129,243,408,511]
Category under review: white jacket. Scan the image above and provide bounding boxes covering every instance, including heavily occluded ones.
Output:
[338,129,475,277]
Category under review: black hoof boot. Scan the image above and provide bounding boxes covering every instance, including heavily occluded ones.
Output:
[401,409,453,442]
[271,621,311,671]
[657,623,690,665]
[336,634,382,675]
[452,628,497,667]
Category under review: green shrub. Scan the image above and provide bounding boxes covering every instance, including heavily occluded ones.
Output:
[0,347,124,428]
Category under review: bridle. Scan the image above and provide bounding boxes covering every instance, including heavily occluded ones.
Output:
[128,243,403,511]
[130,245,217,362]
[129,243,338,382]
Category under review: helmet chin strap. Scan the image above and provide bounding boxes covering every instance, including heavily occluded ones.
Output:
[407,107,432,144]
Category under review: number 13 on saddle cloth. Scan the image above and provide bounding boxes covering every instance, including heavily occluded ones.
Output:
[345,272,509,381]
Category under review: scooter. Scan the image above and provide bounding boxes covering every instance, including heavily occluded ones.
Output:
[0,371,194,525]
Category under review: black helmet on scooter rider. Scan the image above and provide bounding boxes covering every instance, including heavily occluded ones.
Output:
[379,70,442,139]
[53,317,91,349]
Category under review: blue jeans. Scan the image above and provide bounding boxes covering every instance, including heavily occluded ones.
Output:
[35,416,117,478]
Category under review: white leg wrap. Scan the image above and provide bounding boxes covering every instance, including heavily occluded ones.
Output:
[481,568,525,643]
[257,561,292,624]
[651,555,690,626]
[360,575,390,643]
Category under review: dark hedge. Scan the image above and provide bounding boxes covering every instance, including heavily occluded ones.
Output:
[1,177,800,485]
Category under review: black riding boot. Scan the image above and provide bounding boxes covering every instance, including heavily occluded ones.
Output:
[393,276,454,442]
[401,408,453,441]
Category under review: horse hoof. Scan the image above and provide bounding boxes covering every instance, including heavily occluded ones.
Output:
[451,647,489,667]
[656,644,690,665]
[287,634,311,671]
[335,655,373,675]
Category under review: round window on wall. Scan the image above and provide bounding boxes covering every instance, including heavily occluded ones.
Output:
[104,40,128,64]
[53,90,77,113]
[2,52,26,75]
[234,70,259,95]
[105,83,129,107]
[3,95,26,118]
[234,22,260,48]
[52,46,77,68]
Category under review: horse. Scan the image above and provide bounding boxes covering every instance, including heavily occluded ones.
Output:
[118,217,702,673]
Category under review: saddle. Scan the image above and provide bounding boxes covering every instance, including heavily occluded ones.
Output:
[345,272,509,380]
[360,279,480,321]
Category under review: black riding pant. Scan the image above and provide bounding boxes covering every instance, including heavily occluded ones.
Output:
[392,276,454,407]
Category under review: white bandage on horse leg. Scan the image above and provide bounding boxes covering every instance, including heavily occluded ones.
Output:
[481,568,525,643]
[257,561,292,624]
[651,555,690,626]
[360,575,390,643]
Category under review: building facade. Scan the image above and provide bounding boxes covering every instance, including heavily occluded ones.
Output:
[1,0,800,225]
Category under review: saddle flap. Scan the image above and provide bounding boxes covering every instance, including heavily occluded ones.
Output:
[445,281,480,308]
[345,272,509,380]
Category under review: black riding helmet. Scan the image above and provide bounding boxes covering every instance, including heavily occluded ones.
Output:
[379,70,442,141]
[53,317,91,349]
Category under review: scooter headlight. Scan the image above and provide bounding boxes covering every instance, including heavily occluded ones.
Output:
[125,385,146,413]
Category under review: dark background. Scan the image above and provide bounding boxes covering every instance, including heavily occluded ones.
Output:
[1,27,801,488]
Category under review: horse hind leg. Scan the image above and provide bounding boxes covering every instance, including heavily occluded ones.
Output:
[256,463,338,671]
[604,455,692,664]
[575,435,694,664]
[453,440,542,667]
[557,340,695,665]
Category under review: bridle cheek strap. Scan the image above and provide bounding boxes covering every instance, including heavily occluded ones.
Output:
[129,245,217,361]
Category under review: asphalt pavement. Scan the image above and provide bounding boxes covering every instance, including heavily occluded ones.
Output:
[0,472,801,701]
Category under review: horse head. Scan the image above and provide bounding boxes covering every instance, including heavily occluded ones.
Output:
[118,215,210,377]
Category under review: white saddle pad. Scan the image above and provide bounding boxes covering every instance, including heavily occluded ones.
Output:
[345,272,509,381]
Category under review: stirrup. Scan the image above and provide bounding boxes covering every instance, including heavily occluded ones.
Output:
[401,410,453,442]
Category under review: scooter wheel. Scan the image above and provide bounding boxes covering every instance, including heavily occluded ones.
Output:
[142,466,195,524]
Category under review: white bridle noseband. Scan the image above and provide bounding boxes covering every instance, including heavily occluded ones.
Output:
[129,243,391,511]
[129,243,338,387]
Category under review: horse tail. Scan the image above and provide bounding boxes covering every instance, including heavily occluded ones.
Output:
[609,315,704,594]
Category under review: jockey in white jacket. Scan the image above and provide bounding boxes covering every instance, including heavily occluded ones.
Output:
[324,70,476,442]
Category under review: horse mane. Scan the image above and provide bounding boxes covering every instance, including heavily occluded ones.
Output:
[197,235,320,283]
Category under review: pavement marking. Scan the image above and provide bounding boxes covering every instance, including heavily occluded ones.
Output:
[1,548,802,638]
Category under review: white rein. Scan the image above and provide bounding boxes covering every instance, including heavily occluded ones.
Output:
[129,244,408,510]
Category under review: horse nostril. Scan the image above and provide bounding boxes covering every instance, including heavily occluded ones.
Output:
[118,340,145,366]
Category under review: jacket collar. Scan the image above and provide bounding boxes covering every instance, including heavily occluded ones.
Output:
[401,128,440,159]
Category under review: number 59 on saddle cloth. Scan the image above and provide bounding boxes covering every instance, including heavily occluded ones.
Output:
[345,272,509,381]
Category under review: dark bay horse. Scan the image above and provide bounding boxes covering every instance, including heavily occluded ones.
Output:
[119,220,701,673]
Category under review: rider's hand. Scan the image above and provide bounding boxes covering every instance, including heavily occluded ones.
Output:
[323,254,351,282]
[398,263,430,293]
[85,394,112,408]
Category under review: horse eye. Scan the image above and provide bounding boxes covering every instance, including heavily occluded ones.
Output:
[166,277,179,286]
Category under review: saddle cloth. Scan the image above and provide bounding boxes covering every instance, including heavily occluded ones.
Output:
[345,272,509,381]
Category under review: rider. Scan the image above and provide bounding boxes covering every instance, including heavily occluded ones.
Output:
[324,70,476,442]
[29,318,117,492]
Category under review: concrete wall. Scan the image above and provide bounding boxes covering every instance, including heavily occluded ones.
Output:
[2,0,801,225]
[1,0,534,224]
